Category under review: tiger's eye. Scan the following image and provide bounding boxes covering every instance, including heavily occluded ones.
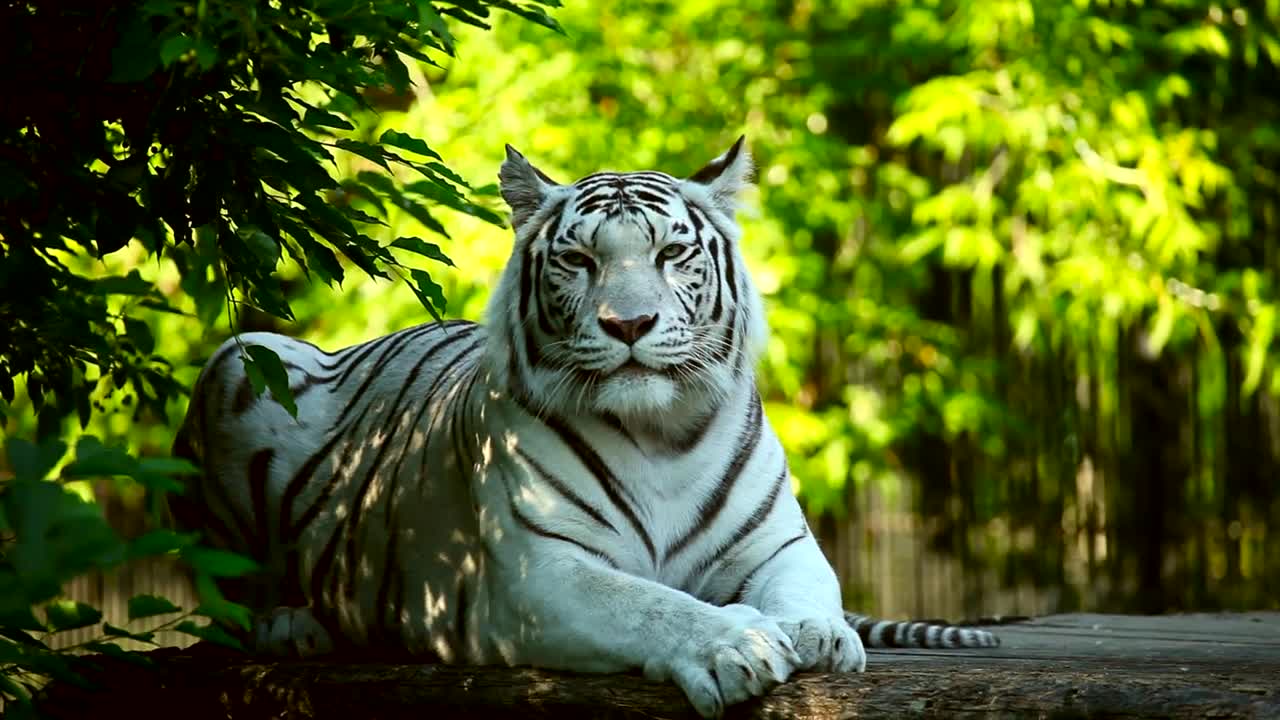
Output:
[560,251,596,270]
[657,244,689,262]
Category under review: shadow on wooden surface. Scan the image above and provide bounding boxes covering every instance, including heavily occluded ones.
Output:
[37,613,1280,719]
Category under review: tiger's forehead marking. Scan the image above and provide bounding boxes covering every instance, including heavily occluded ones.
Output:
[569,171,683,218]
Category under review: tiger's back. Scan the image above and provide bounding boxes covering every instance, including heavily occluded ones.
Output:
[174,320,490,658]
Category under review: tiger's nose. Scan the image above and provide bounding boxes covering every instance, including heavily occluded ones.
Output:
[598,313,658,345]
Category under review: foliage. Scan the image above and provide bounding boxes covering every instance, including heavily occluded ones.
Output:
[0,0,560,710]
[0,0,559,436]
[0,435,253,714]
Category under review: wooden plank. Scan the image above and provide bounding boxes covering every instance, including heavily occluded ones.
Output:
[1018,612,1280,640]
[36,613,1280,719]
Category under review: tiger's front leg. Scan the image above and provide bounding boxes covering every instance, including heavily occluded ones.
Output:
[735,534,867,674]
[490,554,801,719]
[251,606,335,658]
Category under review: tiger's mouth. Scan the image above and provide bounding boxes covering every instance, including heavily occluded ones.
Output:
[604,357,691,381]
[611,359,659,376]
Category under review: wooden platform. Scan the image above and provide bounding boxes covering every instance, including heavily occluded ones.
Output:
[38,613,1280,719]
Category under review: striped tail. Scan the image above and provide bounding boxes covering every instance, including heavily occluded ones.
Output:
[844,612,1000,648]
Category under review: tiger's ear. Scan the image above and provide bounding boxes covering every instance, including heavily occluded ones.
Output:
[499,145,562,230]
[685,136,754,217]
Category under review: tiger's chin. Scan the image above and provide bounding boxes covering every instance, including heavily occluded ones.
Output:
[590,370,678,419]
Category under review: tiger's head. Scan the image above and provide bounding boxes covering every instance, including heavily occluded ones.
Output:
[487,138,766,434]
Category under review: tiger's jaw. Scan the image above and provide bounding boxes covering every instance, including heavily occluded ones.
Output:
[591,365,679,419]
[587,352,740,428]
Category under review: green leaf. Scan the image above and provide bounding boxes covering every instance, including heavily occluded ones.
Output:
[416,2,456,52]
[382,50,411,93]
[5,437,66,482]
[502,3,565,33]
[235,118,331,167]
[44,600,103,632]
[123,317,155,356]
[0,367,14,404]
[127,594,182,620]
[138,296,186,315]
[0,628,49,650]
[299,237,346,286]
[159,34,195,67]
[355,170,396,195]
[335,140,392,171]
[103,623,157,643]
[174,620,245,651]
[242,345,298,418]
[192,39,218,70]
[129,529,198,558]
[63,436,137,479]
[408,269,447,320]
[95,192,142,256]
[84,641,156,667]
[337,203,386,227]
[302,107,355,131]
[420,162,470,189]
[242,350,266,399]
[241,226,281,265]
[109,17,160,83]
[1146,295,1177,357]
[378,130,442,160]
[0,610,49,634]
[390,237,454,267]
[0,673,32,705]
[136,457,200,477]
[397,196,450,239]
[94,270,153,295]
[182,547,259,578]
[193,573,253,631]
[1243,303,1275,397]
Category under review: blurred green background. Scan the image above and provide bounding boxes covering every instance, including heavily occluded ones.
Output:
[4,0,1279,627]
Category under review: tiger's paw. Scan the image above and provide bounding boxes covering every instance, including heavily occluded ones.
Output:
[251,606,334,658]
[644,604,800,719]
[777,615,866,673]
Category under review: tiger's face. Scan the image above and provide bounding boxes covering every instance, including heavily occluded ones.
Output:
[489,139,765,431]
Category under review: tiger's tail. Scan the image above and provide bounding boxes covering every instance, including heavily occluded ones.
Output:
[844,612,1000,648]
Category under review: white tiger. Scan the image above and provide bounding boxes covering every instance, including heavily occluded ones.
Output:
[172,138,997,718]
